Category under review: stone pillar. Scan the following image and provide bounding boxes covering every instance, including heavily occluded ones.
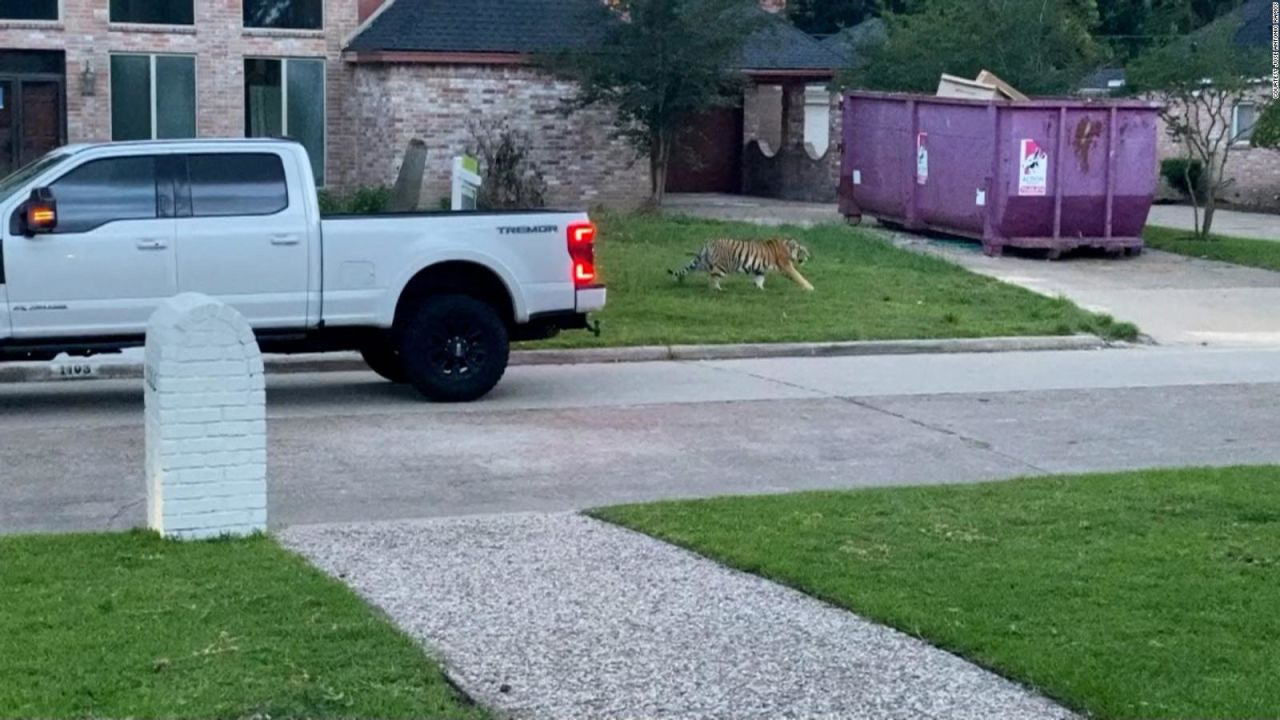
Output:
[145,293,267,541]
[780,82,807,151]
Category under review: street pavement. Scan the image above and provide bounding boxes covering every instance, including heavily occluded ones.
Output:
[3,346,1279,534]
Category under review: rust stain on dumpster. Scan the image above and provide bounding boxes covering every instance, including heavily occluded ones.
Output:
[1073,118,1104,172]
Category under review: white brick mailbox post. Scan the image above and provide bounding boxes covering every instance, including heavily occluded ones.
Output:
[144,293,267,540]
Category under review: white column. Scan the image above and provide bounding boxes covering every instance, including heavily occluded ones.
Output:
[144,293,267,540]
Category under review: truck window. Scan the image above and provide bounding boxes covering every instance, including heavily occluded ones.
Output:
[50,156,159,234]
[187,153,288,218]
[0,152,69,205]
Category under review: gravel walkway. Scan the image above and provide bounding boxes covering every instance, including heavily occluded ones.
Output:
[282,513,1075,720]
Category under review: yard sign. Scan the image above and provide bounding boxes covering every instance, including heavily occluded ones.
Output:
[452,155,482,210]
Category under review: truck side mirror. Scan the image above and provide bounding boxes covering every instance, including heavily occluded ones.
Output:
[22,187,58,236]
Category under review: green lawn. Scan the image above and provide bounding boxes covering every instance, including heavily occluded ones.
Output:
[1145,225,1280,272]
[594,466,1280,719]
[0,531,486,720]
[528,214,1137,348]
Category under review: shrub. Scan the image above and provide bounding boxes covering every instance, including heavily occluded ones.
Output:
[1251,101,1280,150]
[317,186,392,215]
[467,119,548,210]
[317,189,343,215]
[1160,158,1205,198]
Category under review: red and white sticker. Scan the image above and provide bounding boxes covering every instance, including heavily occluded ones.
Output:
[1019,139,1048,196]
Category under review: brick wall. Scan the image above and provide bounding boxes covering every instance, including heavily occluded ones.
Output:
[0,0,360,188]
[144,293,267,541]
[350,63,650,209]
[1153,87,1280,210]
[741,81,843,202]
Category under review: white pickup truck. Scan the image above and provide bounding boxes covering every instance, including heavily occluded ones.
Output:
[0,139,605,401]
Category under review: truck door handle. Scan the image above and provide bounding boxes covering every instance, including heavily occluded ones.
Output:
[136,238,168,250]
[271,234,302,246]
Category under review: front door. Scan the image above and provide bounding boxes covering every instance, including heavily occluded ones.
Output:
[3,154,178,338]
[0,64,67,176]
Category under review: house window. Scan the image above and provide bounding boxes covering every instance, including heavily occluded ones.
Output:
[110,0,194,25]
[0,0,57,21]
[244,0,323,30]
[1232,103,1258,144]
[245,58,325,184]
[110,55,197,141]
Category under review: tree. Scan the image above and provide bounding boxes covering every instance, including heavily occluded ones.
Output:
[1251,101,1280,149]
[847,0,1102,96]
[786,0,878,34]
[1094,0,1242,59]
[547,0,766,206]
[1128,22,1267,237]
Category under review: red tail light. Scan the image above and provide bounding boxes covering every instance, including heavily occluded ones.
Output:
[567,221,597,287]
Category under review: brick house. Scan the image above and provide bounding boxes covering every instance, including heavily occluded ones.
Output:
[0,0,360,187]
[1078,0,1278,210]
[0,0,842,208]
[344,0,845,206]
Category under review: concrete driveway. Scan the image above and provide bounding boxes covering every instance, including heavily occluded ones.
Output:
[891,233,1280,347]
[4,347,1280,534]
[1147,204,1280,241]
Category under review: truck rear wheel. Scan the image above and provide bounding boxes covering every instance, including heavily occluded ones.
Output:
[360,344,409,384]
[398,294,510,402]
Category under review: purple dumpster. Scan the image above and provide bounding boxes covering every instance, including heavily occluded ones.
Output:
[838,91,1161,258]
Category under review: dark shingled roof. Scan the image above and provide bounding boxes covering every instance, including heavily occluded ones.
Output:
[348,0,844,73]
[347,0,604,54]
[738,14,848,70]
[818,18,887,68]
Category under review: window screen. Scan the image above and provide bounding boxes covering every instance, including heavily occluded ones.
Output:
[111,55,197,141]
[187,153,288,217]
[1234,104,1258,143]
[244,58,325,185]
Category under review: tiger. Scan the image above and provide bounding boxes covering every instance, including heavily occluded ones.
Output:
[669,237,815,291]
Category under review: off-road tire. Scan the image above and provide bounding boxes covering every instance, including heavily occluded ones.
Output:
[361,344,409,384]
[398,294,509,402]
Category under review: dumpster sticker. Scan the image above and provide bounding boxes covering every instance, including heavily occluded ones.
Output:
[1019,139,1048,196]
[852,169,862,185]
[916,132,928,185]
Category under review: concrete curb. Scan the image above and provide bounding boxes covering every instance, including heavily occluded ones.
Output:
[0,335,1109,385]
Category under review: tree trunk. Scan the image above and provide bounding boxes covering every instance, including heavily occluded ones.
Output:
[1184,163,1202,238]
[1201,191,1217,237]
[653,130,673,207]
[1200,150,1217,237]
[649,145,659,198]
